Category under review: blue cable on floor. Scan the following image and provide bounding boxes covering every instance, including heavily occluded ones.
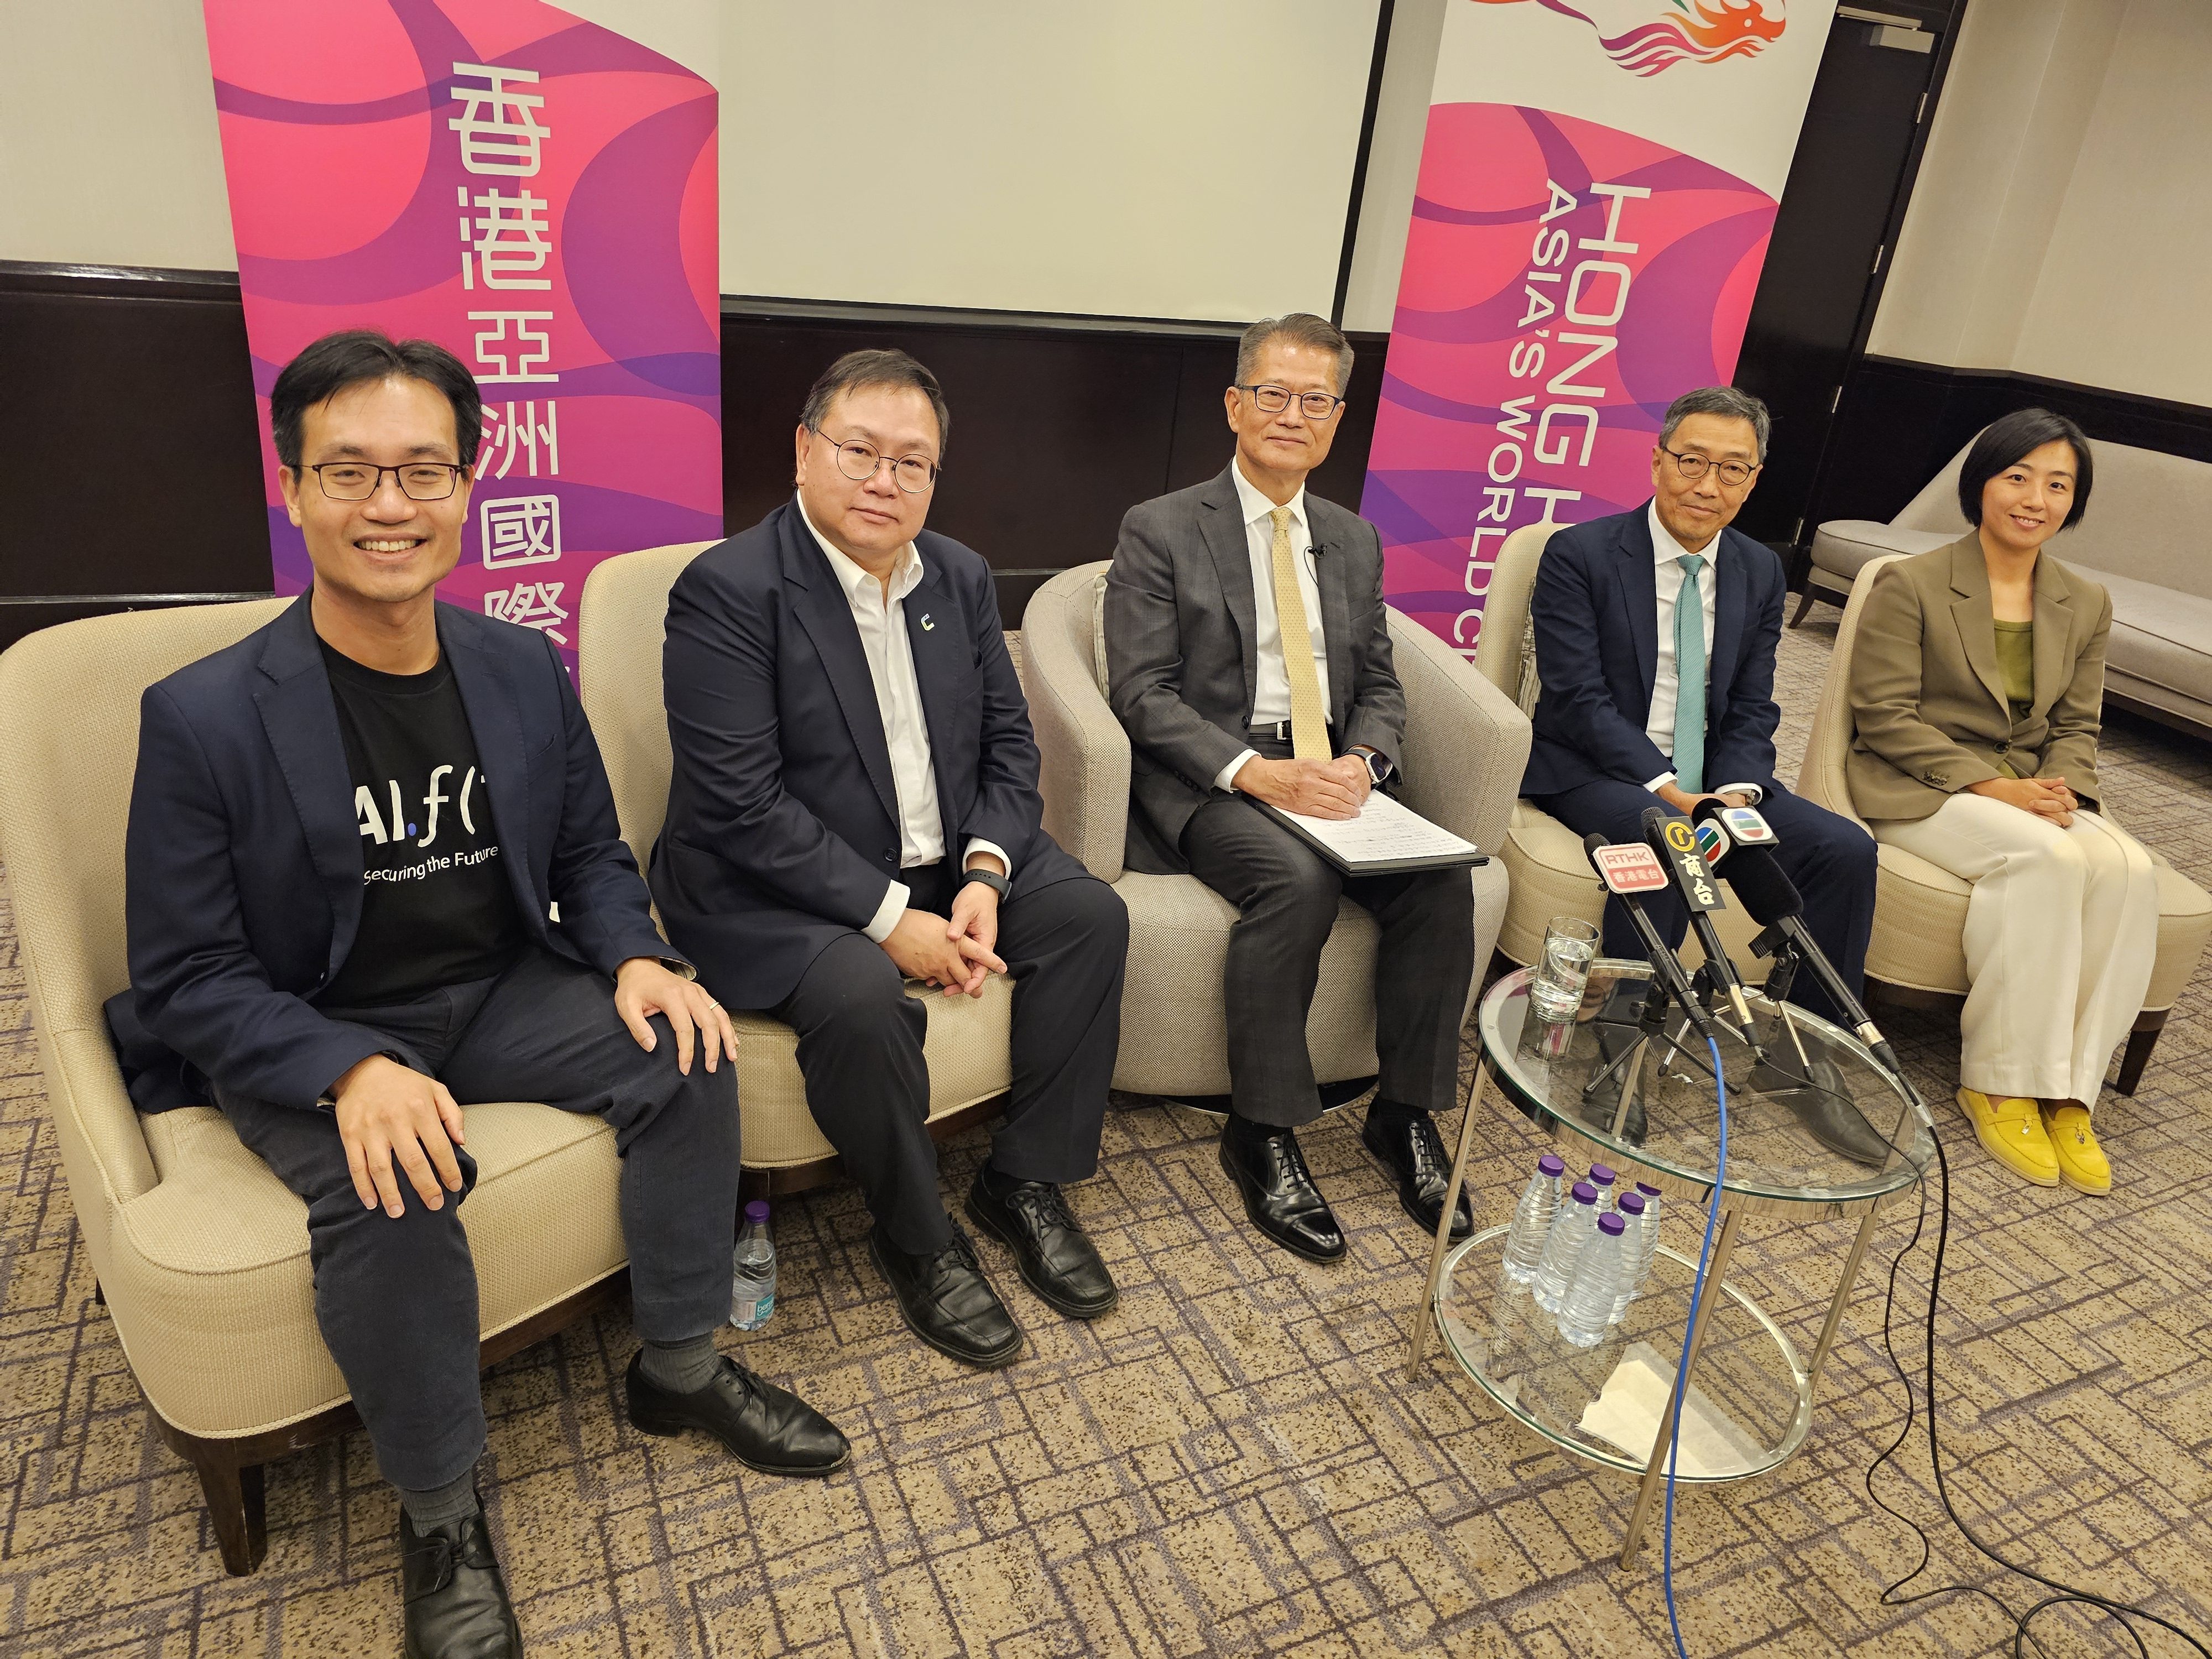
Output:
[1663,1035,1729,1659]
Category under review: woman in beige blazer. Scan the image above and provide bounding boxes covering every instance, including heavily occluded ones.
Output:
[1848,410,2155,1197]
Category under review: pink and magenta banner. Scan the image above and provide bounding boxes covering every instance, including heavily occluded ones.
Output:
[202,0,722,673]
[1360,0,1837,657]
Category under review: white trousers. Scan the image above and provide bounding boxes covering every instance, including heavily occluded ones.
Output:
[1872,796,2158,1107]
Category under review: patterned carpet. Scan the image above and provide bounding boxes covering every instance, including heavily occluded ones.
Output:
[3,610,2211,1657]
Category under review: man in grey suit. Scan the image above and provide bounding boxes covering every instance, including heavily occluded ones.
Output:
[1103,313,1475,1261]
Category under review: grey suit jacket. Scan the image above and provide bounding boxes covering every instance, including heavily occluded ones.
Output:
[1846,536,2111,821]
[1103,464,1406,874]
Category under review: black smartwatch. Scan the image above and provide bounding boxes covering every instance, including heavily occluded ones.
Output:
[961,865,1012,900]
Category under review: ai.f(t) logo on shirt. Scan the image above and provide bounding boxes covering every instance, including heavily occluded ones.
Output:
[1469,0,1787,75]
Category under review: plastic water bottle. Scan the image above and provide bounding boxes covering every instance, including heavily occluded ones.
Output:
[1609,1191,1647,1323]
[730,1199,776,1331]
[1634,1182,1663,1288]
[1558,1212,1627,1347]
[1588,1162,1618,1212]
[1532,1181,1600,1314]
[1500,1154,1569,1285]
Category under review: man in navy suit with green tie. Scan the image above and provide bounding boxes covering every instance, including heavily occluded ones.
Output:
[1521,386,1877,1027]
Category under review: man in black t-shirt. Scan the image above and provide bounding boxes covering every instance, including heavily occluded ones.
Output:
[111,332,844,1659]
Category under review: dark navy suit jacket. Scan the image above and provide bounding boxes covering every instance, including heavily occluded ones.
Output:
[1521,504,1786,799]
[651,502,1089,1010]
[108,594,677,1112]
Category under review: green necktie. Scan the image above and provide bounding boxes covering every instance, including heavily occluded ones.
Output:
[1672,553,1707,792]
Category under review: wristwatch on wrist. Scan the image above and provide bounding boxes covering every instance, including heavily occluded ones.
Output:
[1355,747,1391,786]
[961,866,1011,900]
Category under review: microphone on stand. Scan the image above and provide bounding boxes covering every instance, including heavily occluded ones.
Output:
[1580,834,1724,1048]
[1640,806,1764,1057]
[1689,798,1933,1130]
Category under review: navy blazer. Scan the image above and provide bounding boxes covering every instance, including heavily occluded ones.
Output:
[651,502,1089,1010]
[108,593,677,1112]
[1521,504,1785,799]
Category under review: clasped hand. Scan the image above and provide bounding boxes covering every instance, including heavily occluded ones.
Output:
[330,957,736,1218]
[1232,754,1371,820]
[1968,775,2077,825]
[883,880,1006,997]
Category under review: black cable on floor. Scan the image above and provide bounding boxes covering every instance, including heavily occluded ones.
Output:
[1866,1131,2210,1659]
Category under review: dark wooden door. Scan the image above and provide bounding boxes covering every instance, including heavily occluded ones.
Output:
[1731,1,1964,553]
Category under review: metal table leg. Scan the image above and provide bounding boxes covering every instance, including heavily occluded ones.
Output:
[1807,1201,1885,1400]
[1405,1062,1492,1378]
[1620,1204,1744,1564]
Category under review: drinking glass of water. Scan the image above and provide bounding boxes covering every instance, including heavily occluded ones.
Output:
[1528,915,1598,1021]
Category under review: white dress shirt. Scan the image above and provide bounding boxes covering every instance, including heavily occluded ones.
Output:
[1213,462,1334,794]
[1644,498,1760,804]
[796,497,1009,942]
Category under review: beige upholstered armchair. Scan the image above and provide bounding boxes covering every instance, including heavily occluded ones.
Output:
[1473,523,1762,973]
[1797,556,2212,1092]
[576,544,1016,1189]
[1018,561,1520,1098]
[0,602,637,1576]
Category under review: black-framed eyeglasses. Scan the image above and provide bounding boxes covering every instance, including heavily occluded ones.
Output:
[1238,383,1345,420]
[813,430,938,494]
[304,461,468,502]
[1658,445,1759,487]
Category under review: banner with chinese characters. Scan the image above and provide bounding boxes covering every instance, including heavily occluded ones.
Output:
[201,0,721,672]
[1360,0,1837,657]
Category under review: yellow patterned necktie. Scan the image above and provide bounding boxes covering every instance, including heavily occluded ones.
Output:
[1268,506,1330,760]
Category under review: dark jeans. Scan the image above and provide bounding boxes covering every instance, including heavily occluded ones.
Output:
[1529,778,1878,1027]
[1181,765,1478,1128]
[215,946,740,1492]
[767,866,1127,1254]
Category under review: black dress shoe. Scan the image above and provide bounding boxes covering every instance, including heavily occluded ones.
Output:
[400,1503,520,1659]
[625,1353,849,1476]
[1749,1054,1893,1167]
[1218,1120,1345,1262]
[869,1223,1025,1368]
[966,1171,1119,1318]
[1362,1104,1474,1241]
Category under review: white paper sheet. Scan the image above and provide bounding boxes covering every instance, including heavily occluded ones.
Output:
[1574,1342,1770,1478]
[1268,791,1479,870]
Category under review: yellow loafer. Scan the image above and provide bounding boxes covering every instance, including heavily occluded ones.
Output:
[1957,1088,2059,1187]
[2044,1104,2111,1196]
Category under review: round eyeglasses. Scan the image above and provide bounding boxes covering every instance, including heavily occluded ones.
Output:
[1237,383,1345,420]
[814,430,939,494]
[305,462,468,502]
[1658,445,1759,488]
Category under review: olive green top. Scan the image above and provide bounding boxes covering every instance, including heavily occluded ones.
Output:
[1991,619,2034,776]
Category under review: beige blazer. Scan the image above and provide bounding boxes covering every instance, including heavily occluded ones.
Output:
[1846,535,2111,822]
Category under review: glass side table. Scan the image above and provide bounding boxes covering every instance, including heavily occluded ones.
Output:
[1407,961,1931,1565]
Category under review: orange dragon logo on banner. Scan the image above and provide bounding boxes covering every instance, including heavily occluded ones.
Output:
[1472,0,1787,75]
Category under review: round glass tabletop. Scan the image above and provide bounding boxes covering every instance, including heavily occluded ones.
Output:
[1480,961,1931,1212]
[1437,1225,1811,1482]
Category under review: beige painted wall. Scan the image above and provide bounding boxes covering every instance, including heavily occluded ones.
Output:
[1869,0,2212,407]
[1,0,1383,325]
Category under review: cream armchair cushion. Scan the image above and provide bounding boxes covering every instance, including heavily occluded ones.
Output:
[1020,562,1519,1097]
[577,544,1014,1167]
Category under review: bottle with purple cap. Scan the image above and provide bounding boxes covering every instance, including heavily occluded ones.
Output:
[1500,1154,1568,1286]
[1609,1190,1647,1322]
[1632,1182,1662,1294]
[730,1199,776,1331]
[1558,1211,1627,1347]
[1532,1181,1600,1314]
[1588,1162,1618,1213]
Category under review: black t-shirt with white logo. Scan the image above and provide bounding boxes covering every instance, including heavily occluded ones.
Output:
[317,640,527,1008]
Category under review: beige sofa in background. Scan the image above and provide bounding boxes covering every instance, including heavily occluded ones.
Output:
[1802,430,2212,737]
[1796,555,2212,1093]
[0,600,636,1576]
[1018,561,1520,1100]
